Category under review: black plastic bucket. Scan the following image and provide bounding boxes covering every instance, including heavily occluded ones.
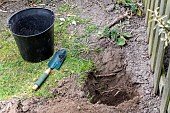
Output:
[8,8,55,62]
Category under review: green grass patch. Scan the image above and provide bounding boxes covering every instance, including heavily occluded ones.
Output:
[57,3,75,14]
[0,3,94,100]
[85,24,99,34]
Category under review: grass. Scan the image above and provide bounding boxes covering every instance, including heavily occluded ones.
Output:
[85,24,99,34]
[0,3,96,100]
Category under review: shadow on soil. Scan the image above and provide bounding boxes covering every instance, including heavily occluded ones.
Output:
[83,69,138,106]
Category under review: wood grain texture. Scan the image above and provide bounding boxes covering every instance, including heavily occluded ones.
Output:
[145,0,151,24]
[150,0,163,71]
[148,0,160,57]
[160,0,170,112]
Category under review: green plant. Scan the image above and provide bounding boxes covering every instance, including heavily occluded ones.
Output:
[148,8,170,47]
[116,0,132,5]
[88,95,95,102]
[85,24,99,34]
[102,27,132,46]
[115,0,143,16]
[57,3,75,14]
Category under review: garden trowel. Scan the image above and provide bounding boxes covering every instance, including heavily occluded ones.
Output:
[32,49,66,90]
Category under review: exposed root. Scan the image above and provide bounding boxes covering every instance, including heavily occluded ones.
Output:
[95,73,117,78]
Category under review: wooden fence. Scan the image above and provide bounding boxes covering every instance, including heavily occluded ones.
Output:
[144,0,170,112]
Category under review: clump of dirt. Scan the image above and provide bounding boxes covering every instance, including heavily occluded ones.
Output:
[52,75,86,99]
[32,96,119,113]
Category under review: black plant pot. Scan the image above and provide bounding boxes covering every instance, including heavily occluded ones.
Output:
[8,8,55,62]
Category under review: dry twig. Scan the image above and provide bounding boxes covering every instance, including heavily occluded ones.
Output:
[108,11,130,28]
[0,9,7,12]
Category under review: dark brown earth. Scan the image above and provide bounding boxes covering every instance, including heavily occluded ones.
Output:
[0,0,160,113]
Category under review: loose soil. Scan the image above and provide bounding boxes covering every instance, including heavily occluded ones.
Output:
[0,0,160,113]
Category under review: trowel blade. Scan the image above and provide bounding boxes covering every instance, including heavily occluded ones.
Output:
[48,49,66,70]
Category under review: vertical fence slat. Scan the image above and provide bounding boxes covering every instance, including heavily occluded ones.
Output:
[151,28,160,71]
[148,0,158,57]
[154,40,165,94]
[147,0,155,37]
[159,71,165,96]
[144,0,148,12]
[151,27,159,69]
[160,65,170,113]
[168,103,170,113]
[150,0,166,71]
[145,0,151,24]
[153,0,169,94]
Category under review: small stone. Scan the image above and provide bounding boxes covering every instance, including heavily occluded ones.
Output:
[153,107,159,112]
[77,105,81,110]
[57,79,69,88]
[115,4,120,9]
[9,10,14,13]
[22,106,29,112]
[56,98,61,102]
[145,90,150,94]
[53,89,59,95]
[106,4,115,12]
[22,100,31,106]
[78,91,85,98]
[143,108,149,113]
[96,100,101,104]
[6,102,12,111]
[8,104,18,113]
[59,18,65,22]
[120,7,125,12]
[114,10,119,14]
[57,81,65,88]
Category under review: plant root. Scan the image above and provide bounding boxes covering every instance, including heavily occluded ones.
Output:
[95,73,117,78]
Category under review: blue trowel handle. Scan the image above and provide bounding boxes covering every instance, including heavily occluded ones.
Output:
[32,68,51,90]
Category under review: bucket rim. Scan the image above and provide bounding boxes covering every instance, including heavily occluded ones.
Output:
[7,7,55,38]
